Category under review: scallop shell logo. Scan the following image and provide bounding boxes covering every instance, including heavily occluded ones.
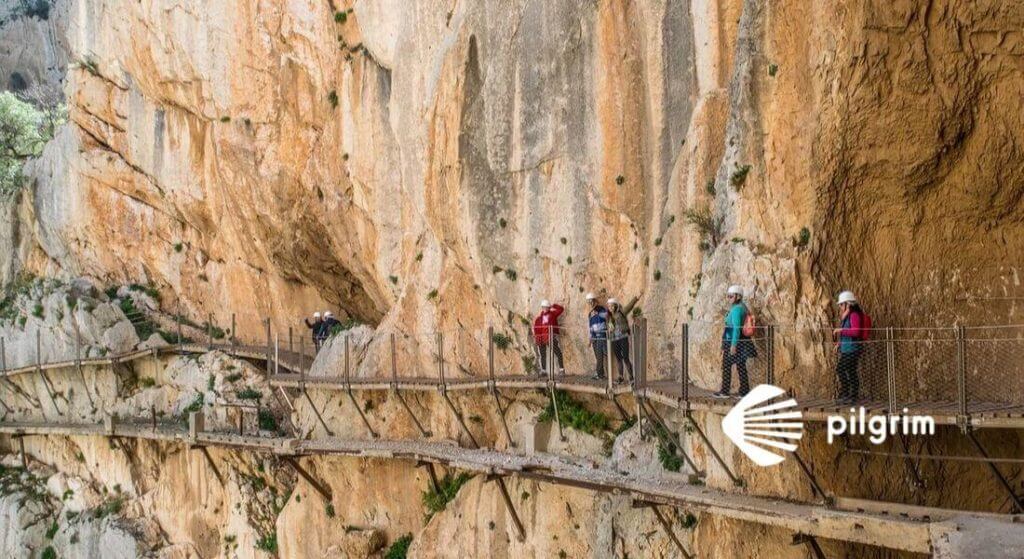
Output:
[722,384,804,467]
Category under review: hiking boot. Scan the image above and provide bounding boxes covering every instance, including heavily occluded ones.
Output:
[711,391,730,399]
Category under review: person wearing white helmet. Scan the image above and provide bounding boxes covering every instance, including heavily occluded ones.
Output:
[322,311,341,341]
[712,285,756,398]
[607,296,640,383]
[832,290,869,403]
[304,311,324,351]
[586,292,611,379]
[532,299,565,375]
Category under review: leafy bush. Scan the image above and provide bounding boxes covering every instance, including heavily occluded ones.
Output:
[491,332,512,351]
[328,90,338,108]
[683,207,723,249]
[255,533,278,553]
[258,409,277,431]
[237,387,262,401]
[730,165,751,189]
[422,473,472,519]
[41,547,56,559]
[385,534,413,559]
[538,390,610,435]
[0,91,64,197]
[794,227,811,248]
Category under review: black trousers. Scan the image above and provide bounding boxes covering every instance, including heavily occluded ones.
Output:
[611,337,633,380]
[720,349,750,396]
[592,339,607,378]
[836,351,861,401]
[537,336,565,373]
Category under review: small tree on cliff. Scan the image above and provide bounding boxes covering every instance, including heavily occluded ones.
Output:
[0,89,65,197]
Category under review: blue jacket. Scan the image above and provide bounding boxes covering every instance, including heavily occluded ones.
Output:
[721,303,747,348]
[588,306,609,340]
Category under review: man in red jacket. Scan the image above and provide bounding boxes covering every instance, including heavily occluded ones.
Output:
[533,300,565,376]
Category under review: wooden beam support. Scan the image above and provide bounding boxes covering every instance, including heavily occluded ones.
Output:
[641,400,702,476]
[633,501,694,559]
[346,388,379,439]
[792,533,826,559]
[197,446,225,484]
[488,474,526,542]
[282,456,333,502]
[966,429,1023,513]
[685,411,743,487]
[302,387,335,437]
[416,461,441,493]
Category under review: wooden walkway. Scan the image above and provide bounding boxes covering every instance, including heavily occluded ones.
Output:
[0,419,1004,554]
[3,341,1023,428]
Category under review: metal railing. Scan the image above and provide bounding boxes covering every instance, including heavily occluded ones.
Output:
[3,302,1024,422]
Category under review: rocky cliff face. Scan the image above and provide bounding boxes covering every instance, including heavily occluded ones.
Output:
[3,0,1024,557]
[7,0,1024,367]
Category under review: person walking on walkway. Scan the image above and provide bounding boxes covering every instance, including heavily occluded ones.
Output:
[587,293,610,380]
[833,291,867,403]
[533,300,565,376]
[305,312,323,351]
[608,296,638,383]
[322,311,341,337]
[713,285,756,398]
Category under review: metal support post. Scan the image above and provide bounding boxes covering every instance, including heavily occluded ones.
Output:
[641,400,701,475]
[766,325,775,385]
[73,321,94,410]
[885,327,896,414]
[681,323,690,407]
[264,318,272,375]
[207,313,214,350]
[231,313,237,352]
[955,325,968,429]
[685,411,743,486]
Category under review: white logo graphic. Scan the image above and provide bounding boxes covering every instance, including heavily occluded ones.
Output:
[722,384,804,467]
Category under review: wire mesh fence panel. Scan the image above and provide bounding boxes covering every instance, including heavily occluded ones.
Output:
[645,321,682,388]
[892,332,958,414]
[846,339,890,409]
[964,338,1024,411]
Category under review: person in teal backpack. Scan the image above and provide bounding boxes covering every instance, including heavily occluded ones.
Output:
[832,290,868,403]
[712,285,756,398]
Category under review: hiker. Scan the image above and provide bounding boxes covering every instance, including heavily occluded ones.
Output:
[532,300,565,376]
[304,312,323,351]
[833,291,867,403]
[319,310,339,346]
[607,296,639,383]
[713,285,756,398]
[586,293,610,380]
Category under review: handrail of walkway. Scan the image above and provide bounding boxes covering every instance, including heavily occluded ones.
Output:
[2,313,1024,426]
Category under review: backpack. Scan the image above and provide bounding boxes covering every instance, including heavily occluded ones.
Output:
[741,308,757,338]
[858,311,872,340]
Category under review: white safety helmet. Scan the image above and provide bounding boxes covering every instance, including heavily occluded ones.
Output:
[540,299,551,308]
[607,298,619,306]
[324,311,333,318]
[313,312,321,318]
[585,292,597,301]
[727,285,744,297]
[837,291,857,305]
